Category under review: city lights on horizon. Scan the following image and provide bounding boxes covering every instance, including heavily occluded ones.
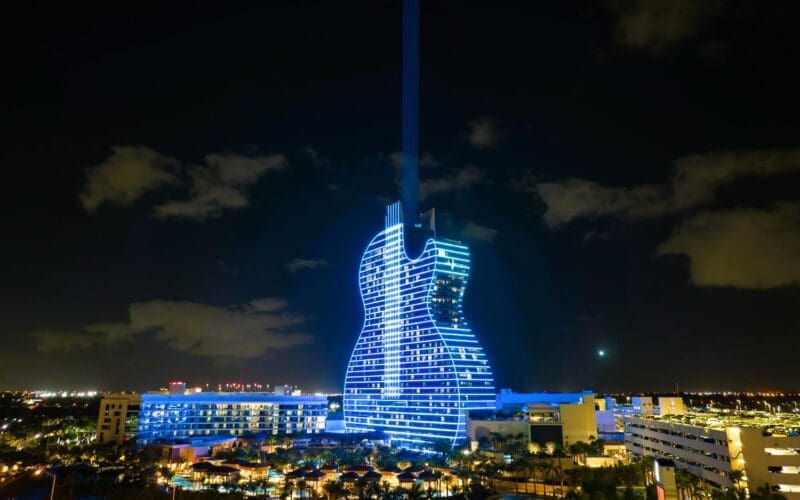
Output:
[2,386,799,398]
[28,390,97,398]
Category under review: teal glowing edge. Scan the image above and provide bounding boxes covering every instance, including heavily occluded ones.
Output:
[343,202,495,449]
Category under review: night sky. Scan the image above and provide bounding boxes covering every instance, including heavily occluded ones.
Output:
[3,1,800,392]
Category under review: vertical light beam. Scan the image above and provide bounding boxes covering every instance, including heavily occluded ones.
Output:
[401,0,420,226]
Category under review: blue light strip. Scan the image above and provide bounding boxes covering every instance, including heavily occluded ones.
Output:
[401,0,420,226]
[383,220,403,398]
[135,393,328,445]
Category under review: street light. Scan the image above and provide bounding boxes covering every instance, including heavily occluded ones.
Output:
[34,469,56,500]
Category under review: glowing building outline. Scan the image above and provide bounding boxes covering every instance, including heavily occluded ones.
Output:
[343,202,495,448]
[136,393,327,445]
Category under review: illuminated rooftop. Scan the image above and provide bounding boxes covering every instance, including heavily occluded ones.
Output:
[632,410,800,436]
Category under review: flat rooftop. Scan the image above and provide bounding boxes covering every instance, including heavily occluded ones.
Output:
[140,392,328,403]
[628,410,800,436]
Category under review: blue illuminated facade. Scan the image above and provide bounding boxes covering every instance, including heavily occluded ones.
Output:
[136,393,327,445]
[343,202,495,448]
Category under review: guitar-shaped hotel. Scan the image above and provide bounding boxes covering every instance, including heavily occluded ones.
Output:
[343,0,496,449]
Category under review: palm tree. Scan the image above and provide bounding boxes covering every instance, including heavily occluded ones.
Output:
[372,480,393,499]
[689,471,704,499]
[525,454,539,494]
[159,466,175,484]
[442,474,454,497]
[540,458,554,496]
[297,479,310,498]
[403,482,425,500]
[642,459,654,487]
[553,458,566,497]
[322,479,344,500]
[506,460,523,493]
[675,468,694,499]
[749,483,787,500]
[486,461,502,491]
[467,477,493,499]
[504,434,526,457]
[455,466,472,495]
[711,488,748,500]
[254,477,270,499]
[281,479,295,500]
[353,478,370,500]
[727,469,744,490]
[565,466,583,496]
[489,432,503,452]
[533,456,546,498]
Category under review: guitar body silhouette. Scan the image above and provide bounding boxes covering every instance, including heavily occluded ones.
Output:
[343,202,495,447]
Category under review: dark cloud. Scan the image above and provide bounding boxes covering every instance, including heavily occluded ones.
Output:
[607,0,721,56]
[83,147,287,219]
[461,221,499,243]
[155,153,287,219]
[286,258,329,273]
[31,298,310,360]
[467,118,498,148]
[536,148,800,290]
[304,147,331,169]
[80,146,180,211]
[536,149,800,226]
[420,165,485,201]
[657,203,800,289]
[537,179,667,227]
[248,298,290,312]
[32,330,105,352]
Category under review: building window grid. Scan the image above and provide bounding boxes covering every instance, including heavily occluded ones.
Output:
[624,419,733,481]
[137,399,326,444]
